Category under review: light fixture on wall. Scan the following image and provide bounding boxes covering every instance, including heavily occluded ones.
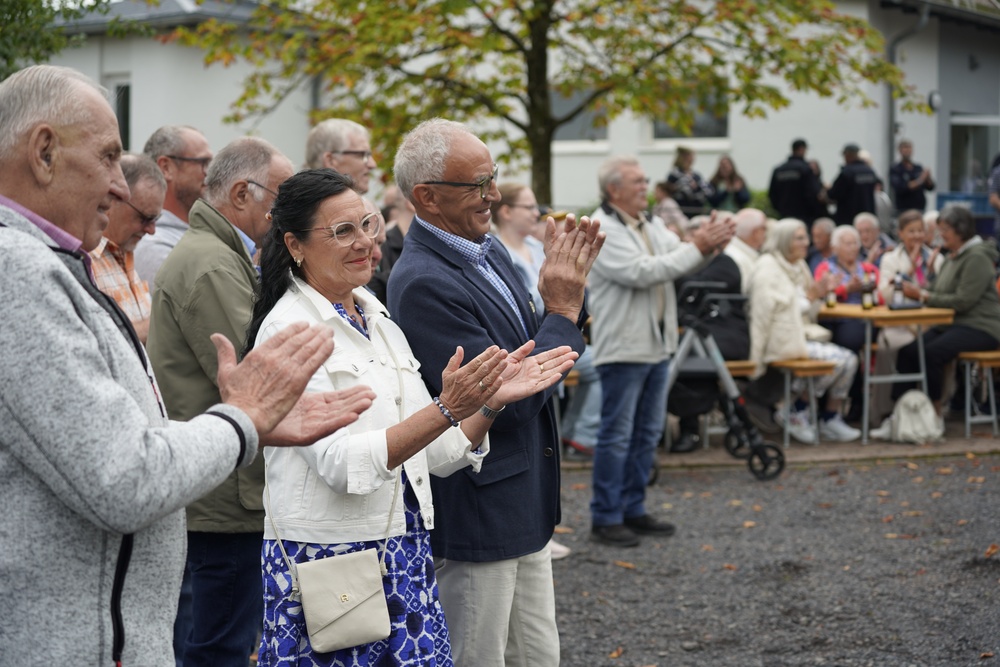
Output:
[927,90,941,112]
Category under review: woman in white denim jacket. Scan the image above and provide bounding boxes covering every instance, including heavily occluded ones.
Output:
[245,169,576,667]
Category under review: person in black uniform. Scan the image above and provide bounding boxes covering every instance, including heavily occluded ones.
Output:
[889,139,935,213]
[768,138,824,226]
[828,143,878,225]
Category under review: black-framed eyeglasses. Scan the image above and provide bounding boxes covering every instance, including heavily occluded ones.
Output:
[122,199,159,226]
[332,150,373,161]
[247,179,279,199]
[318,211,383,247]
[421,163,499,200]
[165,155,212,169]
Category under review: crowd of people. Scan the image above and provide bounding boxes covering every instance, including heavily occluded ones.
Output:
[3,62,1000,667]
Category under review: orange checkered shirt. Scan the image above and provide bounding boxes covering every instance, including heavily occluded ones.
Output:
[89,237,151,326]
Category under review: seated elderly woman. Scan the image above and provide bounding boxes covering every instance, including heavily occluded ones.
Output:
[868,209,945,422]
[814,224,882,351]
[748,219,861,443]
[244,169,578,666]
[892,205,1000,416]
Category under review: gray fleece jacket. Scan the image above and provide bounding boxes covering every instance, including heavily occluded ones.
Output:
[0,204,258,665]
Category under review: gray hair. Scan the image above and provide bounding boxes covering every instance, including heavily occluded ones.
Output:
[812,217,835,236]
[121,153,166,192]
[597,156,641,200]
[0,65,106,161]
[394,118,471,200]
[830,224,861,249]
[763,218,807,259]
[733,208,766,240]
[305,118,369,169]
[143,125,202,160]
[853,212,879,230]
[939,204,978,242]
[204,137,281,207]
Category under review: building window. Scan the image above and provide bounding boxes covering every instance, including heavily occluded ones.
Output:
[552,90,608,142]
[653,100,728,139]
[105,78,131,150]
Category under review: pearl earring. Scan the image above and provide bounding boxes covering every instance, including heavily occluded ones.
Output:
[295,257,302,268]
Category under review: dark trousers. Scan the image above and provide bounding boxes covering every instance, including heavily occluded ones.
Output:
[892,326,999,402]
[182,531,264,667]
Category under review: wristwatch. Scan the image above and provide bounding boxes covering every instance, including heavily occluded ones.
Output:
[479,403,506,420]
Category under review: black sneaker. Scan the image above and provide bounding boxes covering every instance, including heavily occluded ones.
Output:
[670,431,701,453]
[590,524,640,547]
[624,514,676,537]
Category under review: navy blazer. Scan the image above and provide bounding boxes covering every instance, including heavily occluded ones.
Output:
[387,220,586,562]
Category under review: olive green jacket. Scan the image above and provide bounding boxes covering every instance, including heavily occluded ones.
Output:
[147,199,264,533]
[927,238,1000,342]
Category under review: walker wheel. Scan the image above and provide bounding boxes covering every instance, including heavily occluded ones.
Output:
[724,429,752,459]
[748,444,785,481]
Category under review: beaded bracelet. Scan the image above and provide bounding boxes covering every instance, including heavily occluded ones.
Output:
[433,396,460,427]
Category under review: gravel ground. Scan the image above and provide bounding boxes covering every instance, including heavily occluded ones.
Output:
[552,453,1000,667]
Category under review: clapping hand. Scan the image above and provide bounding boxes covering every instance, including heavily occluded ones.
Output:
[538,214,605,322]
[438,345,508,422]
[490,340,579,407]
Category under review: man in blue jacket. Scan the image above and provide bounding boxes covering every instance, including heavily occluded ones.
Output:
[387,118,603,667]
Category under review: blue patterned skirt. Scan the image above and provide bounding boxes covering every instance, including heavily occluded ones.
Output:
[258,478,454,667]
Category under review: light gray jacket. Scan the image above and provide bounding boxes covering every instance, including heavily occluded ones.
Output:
[588,203,705,365]
[0,204,257,665]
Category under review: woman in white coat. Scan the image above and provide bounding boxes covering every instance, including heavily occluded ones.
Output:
[748,219,861,443]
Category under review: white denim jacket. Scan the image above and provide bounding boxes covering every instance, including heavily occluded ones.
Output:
[258,277,488,544]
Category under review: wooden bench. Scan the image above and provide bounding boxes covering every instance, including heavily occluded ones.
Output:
[562,368,580,389]
[957,350,1000,438]
[725,360,758,378]
[769,359,838,447]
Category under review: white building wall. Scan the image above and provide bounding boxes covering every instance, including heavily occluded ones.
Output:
[48,36,313,166]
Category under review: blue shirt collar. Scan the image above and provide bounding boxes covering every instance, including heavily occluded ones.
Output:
[416,216,491,266]
[232,223,257,260]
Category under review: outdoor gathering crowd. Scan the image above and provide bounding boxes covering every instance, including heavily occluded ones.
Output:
[2,63,1000,667]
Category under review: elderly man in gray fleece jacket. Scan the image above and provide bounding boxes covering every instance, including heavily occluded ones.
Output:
[0,65,374,666]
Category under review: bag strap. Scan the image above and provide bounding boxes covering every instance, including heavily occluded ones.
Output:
[265,315,407,594]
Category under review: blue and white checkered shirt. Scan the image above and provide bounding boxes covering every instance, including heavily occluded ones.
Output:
[416,216,529,337]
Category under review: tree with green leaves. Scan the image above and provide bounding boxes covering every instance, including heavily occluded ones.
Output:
[0,0,115,80]
[177,0,920,202]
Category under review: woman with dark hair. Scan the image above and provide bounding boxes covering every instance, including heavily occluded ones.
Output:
[667,146,716,216]
[893,205,1000,416]
[246,169,577,666]
[708,155,751,212]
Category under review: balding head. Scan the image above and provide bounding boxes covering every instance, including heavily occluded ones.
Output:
[0,65,129,251]
[733,208,767,249]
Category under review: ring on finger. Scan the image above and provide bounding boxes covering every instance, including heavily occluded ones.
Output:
[539,362,545,372]
[478,380,487,391]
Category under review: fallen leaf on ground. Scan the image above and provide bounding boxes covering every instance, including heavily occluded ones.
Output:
[614,560,636,570]
[958,519,969,526]
[554,526,574,534]
[608,646,624,659]
[723,563,738,571]
[937,466,954,475]
[979,651,994,659]
[570,483,587,491]
[882,515,894,523]
[743,521,757,528]
[902,511,923,517]
[752,504,763,512]
[700,492,713,498]
[931,492,943,499]
[885,533,918,540]
[817,502,834,509]
[876,490,891,497]
[661,503,674,510]
[728,499,743,506]
[905,462,919,470]
[702,544,714,551]
[985,544,999,558]
[968,476,986,484]
[912,477,924,483]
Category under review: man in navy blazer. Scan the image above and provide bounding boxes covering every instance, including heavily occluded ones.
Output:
[387,118,603,667]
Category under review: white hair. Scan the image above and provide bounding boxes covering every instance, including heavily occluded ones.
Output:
[597,156,642,200]
[733,208,766,240]
[852,212,879,230]
[394,118,471,201]
[305,118,369,169]
[0,65,106,161]
[830,224,861,249]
